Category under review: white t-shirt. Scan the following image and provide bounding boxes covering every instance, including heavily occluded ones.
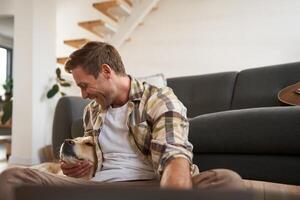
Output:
[92,102,156,182]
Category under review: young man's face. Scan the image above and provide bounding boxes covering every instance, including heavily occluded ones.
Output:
[71,66,113,109]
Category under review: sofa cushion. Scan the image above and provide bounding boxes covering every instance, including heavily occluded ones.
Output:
[193,154,300,185]
[190,106,300,185]
[167,72,238,118]
[231,62,300,109]
[189,106,300,155]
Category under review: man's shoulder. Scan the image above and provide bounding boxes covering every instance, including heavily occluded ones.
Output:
[146,84,179,104]
[143,84,187,120]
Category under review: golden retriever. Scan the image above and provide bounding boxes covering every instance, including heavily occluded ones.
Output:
[32,136,96,180]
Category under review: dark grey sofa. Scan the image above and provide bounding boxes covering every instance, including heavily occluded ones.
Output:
[52,62,300,185]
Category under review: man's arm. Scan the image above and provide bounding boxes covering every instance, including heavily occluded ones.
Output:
[145,87,195,187]
[160,157,193,189]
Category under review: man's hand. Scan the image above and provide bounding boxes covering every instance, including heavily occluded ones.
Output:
[160,157,193,189]
[60,160,93,178]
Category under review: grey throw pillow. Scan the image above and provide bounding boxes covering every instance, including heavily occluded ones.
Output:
[137,73,166,88]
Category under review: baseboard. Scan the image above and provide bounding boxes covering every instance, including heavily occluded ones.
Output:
[8,155,40,166]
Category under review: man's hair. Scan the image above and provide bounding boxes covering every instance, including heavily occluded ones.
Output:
[65,41,126,78]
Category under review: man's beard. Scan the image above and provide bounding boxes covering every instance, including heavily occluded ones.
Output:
[95,93,111,109]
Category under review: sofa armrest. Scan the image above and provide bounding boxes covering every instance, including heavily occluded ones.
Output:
[52,96,90,159]
[189,106,300,154]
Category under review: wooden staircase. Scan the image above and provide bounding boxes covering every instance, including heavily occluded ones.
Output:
[57,0,160,65]
[78,19,117,38]
[93,1,131,22]
[64,39,90,49]
[56,57,68,65]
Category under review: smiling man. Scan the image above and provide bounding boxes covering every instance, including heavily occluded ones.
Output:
[61,41,244,188]
[61,41,197,187]
[0,42,245,200]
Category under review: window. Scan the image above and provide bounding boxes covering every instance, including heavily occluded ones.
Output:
[0,46,12,99]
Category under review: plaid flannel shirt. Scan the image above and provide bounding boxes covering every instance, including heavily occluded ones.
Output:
[83,76,199,178]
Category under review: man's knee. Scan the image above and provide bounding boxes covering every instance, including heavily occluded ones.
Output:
[213,169,243,182]
[193,168,245,190]
[0,167,28,200]
[0,167,27,182]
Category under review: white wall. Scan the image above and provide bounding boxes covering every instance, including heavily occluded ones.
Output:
[56,0,106,57]
[56,0,300,95]
[56,0,112,96]
[0,0,14,16]
[119,0,300,78]
[10,0,56,165]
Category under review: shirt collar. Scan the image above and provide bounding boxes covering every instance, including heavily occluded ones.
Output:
[128,75,144,102]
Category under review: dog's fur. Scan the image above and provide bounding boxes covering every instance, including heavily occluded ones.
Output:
[31,136,96,180]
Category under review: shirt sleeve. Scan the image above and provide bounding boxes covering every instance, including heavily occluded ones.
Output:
[146,87,194,176]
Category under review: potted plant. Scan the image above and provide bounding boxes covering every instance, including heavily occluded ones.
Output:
[1,78,13,125]
[47,68,71,98]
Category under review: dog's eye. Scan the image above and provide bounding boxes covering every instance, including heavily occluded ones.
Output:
[85,142,94,147]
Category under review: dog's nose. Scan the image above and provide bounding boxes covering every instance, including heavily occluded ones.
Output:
[64,139,74,146]
[61,139,76,157]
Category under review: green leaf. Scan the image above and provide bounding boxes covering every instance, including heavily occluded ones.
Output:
[55,68,62,80]
[47,84,59,98]
[60,92,66,96]
[2,78,13,94]
[1,100,12,124]
[58,78,66,82]
[59,81,71,87]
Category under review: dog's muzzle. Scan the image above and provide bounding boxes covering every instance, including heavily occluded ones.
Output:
[61,139,77,157]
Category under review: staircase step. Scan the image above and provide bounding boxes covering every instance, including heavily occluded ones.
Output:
[151,5,159,12]
[109,0,160,47]
[78,20,117,38]
[124,0,133,7]
[93,0,131,22]
[57,57,68,65]
[64,39,90,49]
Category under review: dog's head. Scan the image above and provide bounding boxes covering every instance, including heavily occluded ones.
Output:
[59,136,96,166]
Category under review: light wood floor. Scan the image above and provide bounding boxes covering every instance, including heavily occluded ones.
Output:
[0,144,8,173]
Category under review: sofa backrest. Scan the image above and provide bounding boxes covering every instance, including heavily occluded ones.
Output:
[167,72,238,118]
[52,96,90,158]
[189,106,300,185]
[231,62,300,109]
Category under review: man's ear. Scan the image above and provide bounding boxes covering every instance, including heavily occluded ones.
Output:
[100,64,112,79]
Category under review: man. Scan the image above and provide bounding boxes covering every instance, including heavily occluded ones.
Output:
[61,41,244,188]
[0,42,244,200]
